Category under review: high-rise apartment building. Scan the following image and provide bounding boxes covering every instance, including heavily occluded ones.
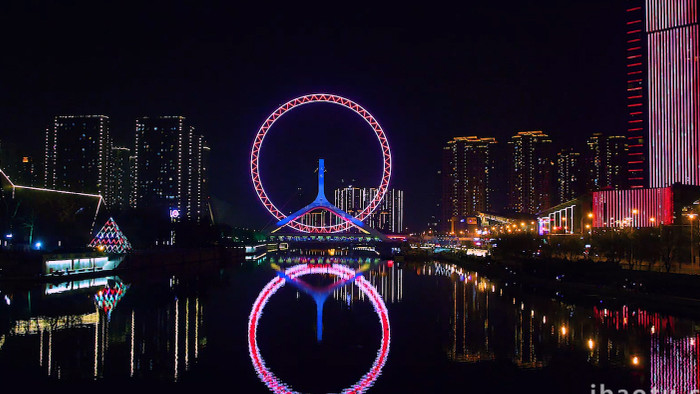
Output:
[107,146,131,210]
[556,149,583,204]
[44,115,111,196]
[131,116,209,222]
[334,187,404,233]
[0,140,40,187]
[440,136,497,231]
[585,133,629,191]
[507,131,554,214]
[626,1,699,188]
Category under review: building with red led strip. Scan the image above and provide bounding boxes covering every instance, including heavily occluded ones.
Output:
[626,2,647,188]
[591,184,700,228]
[647,1,700,187]
[592,186,673,227]
[626,1,699,188]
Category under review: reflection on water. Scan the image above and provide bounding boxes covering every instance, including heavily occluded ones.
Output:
[414,261,700,391]
[0,274,205,381]
[651,335,699,392]
[0,255,698,391]
[248,263,390,393]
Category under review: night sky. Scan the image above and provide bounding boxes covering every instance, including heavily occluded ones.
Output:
[0,2,627,232]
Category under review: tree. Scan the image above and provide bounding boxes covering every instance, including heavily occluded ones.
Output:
[658,225,684,272]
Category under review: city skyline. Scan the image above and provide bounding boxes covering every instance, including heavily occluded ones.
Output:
[3,2,700,390]
[0,2,630,231]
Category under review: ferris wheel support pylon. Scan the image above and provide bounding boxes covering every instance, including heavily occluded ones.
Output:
[271,159,385,238]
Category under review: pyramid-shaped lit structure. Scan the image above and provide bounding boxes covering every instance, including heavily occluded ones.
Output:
[89,217,133,253]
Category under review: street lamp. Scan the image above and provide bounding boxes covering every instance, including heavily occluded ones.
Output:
[561,216,567,234]
[687,213,697,265]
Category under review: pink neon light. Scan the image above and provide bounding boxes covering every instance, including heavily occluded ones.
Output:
[247,264,390,393]
[250,94,392,233]
[648,22,699,187]
[646,0,698,32]
[592,187,674,228]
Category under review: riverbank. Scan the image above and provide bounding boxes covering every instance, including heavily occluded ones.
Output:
[0,245,246,283]
[406,251,700,320]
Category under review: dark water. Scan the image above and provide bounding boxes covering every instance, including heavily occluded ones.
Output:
[0,254,698,393]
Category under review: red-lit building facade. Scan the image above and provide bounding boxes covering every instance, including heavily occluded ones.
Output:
[592,187,674,228]
[626,0,699,188]
[591,184,700,228]
[626,2,647,188]
[538,184,700,234]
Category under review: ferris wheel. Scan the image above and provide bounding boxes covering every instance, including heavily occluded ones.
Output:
[250,94,392,233]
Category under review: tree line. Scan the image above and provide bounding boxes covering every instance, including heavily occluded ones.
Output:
[490,226,695,273]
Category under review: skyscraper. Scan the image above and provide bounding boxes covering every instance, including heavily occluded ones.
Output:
[508,131,554,214]
[369,188,404,233]
[107,146,131,210]
[441,136,497,232]
[626,1,699,188]
[585,133,629,191]
[131,116,209,222]
[44,115,111,197]
[556,149,583,204]
[0,140,40,187]
[334,187,404,233]
[626,2,647,188]
[188,134,211,222]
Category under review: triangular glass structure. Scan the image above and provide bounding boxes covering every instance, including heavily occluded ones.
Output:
[89,217,133,253]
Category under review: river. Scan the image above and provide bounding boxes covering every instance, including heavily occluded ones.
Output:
[0,253,697,393]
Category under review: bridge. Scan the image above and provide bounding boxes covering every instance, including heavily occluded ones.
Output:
[265,159,403,256]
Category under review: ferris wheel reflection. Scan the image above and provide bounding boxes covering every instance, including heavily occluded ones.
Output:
[247,263,391,394]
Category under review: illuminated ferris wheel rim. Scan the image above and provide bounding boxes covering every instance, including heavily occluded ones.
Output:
[247,264,391,394]
[250,93,392,233]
